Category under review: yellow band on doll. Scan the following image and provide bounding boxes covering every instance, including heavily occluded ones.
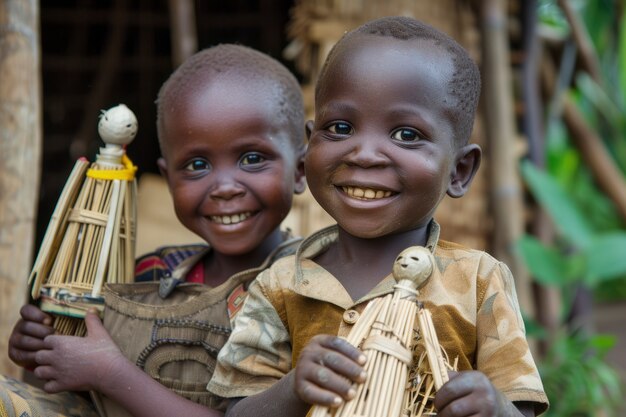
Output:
[86,154,137,181]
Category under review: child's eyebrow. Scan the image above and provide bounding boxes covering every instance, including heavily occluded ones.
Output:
[317,101,361,119]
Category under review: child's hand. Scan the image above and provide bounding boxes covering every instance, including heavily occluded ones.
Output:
[294,334,367,408]
[434,370,525,417]
[8,304,55,369]
[34,310,128,393]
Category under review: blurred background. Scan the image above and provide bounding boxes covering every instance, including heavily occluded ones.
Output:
[1,1,626,415]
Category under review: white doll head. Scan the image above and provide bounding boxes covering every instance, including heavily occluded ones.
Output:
[392,246,434,289]
[98,104,138,146]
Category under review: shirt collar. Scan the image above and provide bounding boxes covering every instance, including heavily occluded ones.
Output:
[293,221,441,308]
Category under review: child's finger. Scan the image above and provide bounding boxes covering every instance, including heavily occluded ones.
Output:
[20,304,52,325]
[296,379,345,408]
[7,345,37,367]
[43,379,65,394]
[33,364,56,381]
[318,335,367,365]
[11,333,48,351]
[318,350,367,383]
[84,310,106,338]
[18,319,55,339]
[446,370,459,380]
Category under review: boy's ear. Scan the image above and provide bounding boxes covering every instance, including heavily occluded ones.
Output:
[157,157,169,181]
[305,120,314,141]
[293,149,307,195]
[447,144,481,198]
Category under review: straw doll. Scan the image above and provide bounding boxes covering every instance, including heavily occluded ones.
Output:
[29,104,138,336]
[310,246,453,417]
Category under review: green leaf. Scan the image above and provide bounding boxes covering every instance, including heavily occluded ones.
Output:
[584,233,626,285]
[589,334,617,352]
[575,73,622,133]
[516,236,572,286]
[619,8,626,109]
[520,161,593,248]
[522,314,547,339]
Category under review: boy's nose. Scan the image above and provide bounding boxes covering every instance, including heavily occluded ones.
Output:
[344,136,390,168]
[209,176,246,200]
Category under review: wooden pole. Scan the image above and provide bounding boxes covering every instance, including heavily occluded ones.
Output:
[521,0,561,354]
[562,98,626,220]
[168,0,197,68]
[479,0,535,317]
[557,0,602,83]
[0,0,42,378]
[70,0,127,159]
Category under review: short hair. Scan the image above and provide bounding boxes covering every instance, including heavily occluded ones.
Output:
[316,16,481,144]
[156,44,304,151]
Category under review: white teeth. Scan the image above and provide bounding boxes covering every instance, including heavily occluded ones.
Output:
[342,186,392,200]
[211,212,252,225]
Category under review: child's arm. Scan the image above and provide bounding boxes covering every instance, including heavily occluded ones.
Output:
[435,371,535,417]
[226,334,366,417]
[34,311,223,417]
[8,304,55,370]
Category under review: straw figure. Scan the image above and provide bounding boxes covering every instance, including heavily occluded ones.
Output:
[310,246,453,417]
[28,104,139,336]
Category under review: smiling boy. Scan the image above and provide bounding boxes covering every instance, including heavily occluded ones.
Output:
[6,44,306,417]
[208,17,549,417]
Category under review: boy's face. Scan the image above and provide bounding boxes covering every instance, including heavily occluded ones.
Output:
[306,34,470,239]
[158,76,305,255]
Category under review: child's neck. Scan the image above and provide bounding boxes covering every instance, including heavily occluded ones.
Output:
[315,224,431,302]
[202,228,285,287]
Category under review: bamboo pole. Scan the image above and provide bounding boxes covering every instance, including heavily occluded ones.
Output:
[70,0,127,159]
[557,0,602,83]
[168,0,197,68]
[479,0,535,317]
[540,53,626,222]
[0,0,41,379]
[562,99,626,220]
[520,0,561,355]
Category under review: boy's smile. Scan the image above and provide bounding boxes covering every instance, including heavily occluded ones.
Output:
[210,212,252,225]
[340,186,393,200]
[159,75,305,256]
[306,34,466,239]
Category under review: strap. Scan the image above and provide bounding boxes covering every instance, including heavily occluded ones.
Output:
[86,154,137,181]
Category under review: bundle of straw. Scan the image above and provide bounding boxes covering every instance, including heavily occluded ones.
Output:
[28,104,139,336]
[310,246,451,417]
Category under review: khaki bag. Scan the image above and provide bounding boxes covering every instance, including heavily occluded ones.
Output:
[91,280,239,416]
[90,237,301,416]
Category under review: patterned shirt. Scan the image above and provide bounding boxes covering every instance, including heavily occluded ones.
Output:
[208,222,549,415]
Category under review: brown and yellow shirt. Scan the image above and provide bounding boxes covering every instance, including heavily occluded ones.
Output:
[208,223,548,414]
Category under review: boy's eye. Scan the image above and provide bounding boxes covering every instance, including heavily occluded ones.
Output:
[328,122,354,135]
[241,153,265,165]
[391,128,421,142]
[184,159,210,171]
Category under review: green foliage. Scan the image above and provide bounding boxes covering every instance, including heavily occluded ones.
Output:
[540,332,622,417]
[517,161,626,416]
[519,3,626,415]
[517,162,626,325]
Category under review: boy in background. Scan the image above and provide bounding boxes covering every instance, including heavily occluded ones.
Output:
[5,43,306,417]
[209,17,549,417]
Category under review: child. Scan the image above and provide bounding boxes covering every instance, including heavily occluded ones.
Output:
[4,43,306,417]
[207,16,549,417]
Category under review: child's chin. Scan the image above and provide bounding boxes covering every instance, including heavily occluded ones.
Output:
[339,222,390,239]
